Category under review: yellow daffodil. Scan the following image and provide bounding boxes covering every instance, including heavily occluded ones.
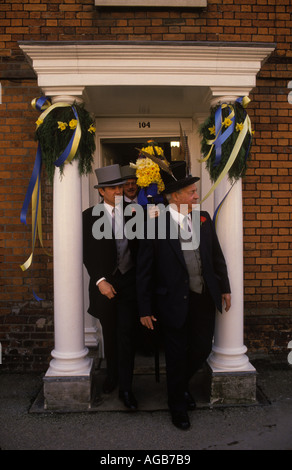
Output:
[142,145,164,157]
[88,124,96,134]
[135,157,165,193]
[58,121,68,131]
[69,119,78,130]
[208,125,216,135]
[223,117,232,128]
[36,118,43,129]
[236,122,244,132]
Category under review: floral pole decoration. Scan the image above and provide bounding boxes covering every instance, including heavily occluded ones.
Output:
[199,96,253,226]
[130,140,175,207]
[20,96,96,299]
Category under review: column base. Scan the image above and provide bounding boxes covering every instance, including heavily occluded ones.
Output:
[43,358,95,411]
[205,362,257,406]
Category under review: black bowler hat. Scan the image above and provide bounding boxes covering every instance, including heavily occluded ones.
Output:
[161,161,200,194]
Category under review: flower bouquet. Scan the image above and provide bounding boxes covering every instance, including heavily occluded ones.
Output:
[199,98,253,183]
[130,140,168,207]
[35,101,96,182]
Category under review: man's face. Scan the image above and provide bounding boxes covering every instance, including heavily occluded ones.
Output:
[99,185,124,207]
[123,178,138,200]
[171,183,199,214]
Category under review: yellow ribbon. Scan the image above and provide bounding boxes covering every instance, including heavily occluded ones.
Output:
[38,102,82,166]
[21,99,82,273]
[198,104,235,164]
[200,109,252,206]
[31,97,51,112]
[20,176,48,271]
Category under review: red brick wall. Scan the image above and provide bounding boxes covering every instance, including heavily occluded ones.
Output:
[0,81,54,370]
[244,73,292,355]
[1,0,291,369]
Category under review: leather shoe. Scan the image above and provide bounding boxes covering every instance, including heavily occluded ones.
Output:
[119,391,138,411]
[184,391,196,410]
[171,410,190,430]
[102,377,117,394]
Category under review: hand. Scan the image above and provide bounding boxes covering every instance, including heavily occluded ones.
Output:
[98,280,117,299]
[140,315,157,330]
[148,205,160,219]
[222,293,231,312]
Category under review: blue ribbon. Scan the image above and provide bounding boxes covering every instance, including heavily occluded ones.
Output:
[33,95,50,112]
[213,105,235,168]
[54,106,79,167]
[21,96,80,302]
[20,144,42,226]
[137,183,164,207]
[20,143,43,301]
[212,98,253,227]
[21,96,51,226]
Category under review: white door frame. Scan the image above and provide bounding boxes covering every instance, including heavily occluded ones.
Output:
[19,41,275,376]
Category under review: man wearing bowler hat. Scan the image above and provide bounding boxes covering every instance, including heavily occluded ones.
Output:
[121,165,139,204]
[83,164,139,410]
[136,161,231,429]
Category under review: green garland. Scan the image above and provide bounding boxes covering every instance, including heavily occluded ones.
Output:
[199,101,253,182]
[35,102,95,183]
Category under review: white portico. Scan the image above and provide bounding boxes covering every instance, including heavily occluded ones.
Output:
[20,41,274,409]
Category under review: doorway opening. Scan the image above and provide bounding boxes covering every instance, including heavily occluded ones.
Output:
[100,136,184,167]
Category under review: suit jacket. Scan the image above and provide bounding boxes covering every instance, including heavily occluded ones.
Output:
[83,203,138,319]
[136,209,231,329]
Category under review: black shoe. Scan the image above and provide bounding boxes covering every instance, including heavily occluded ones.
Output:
[102,377,118,394]
[119,391,138,411]
[171,410,190,430]
[184,391,196,410]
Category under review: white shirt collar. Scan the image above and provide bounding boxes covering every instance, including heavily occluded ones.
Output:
[124,196,138,203]
[103,201,115,217]
[169,205,190,229]
[103,201,123,216]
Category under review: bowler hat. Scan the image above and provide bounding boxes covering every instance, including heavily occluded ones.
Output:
[120,165,137,180]
[161,161,200,194]
[94,164,124,189]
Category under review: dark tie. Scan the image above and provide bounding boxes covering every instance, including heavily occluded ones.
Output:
[112,207,133,274]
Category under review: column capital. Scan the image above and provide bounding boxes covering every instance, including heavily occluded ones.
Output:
[209,86,253,107]
[41,86,85,105]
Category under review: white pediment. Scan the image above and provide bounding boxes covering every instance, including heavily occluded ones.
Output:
[19,42,275,91]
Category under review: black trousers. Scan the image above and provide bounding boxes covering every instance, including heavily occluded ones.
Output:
[162,290,216,412]
[99,268,138,392]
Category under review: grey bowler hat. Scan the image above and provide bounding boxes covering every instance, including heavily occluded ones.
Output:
[94,164,125,188]
[120,165,137,180]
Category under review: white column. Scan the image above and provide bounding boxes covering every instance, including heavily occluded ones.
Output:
[45,94,92,377]
[207,91,255,373]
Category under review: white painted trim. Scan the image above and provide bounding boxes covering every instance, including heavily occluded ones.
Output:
[19,43,275,90]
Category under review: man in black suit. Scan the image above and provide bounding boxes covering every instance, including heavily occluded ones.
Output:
[83,164,139,410]
[136,162,231,429]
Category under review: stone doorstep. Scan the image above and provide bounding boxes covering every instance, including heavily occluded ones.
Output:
[30,359,268,413]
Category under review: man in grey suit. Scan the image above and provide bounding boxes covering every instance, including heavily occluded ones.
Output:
[83,164,139,411]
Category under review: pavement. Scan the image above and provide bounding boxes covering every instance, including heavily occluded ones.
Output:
[0,352,292,451]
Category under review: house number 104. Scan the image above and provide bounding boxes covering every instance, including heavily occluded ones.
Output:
[139,121,151,128]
